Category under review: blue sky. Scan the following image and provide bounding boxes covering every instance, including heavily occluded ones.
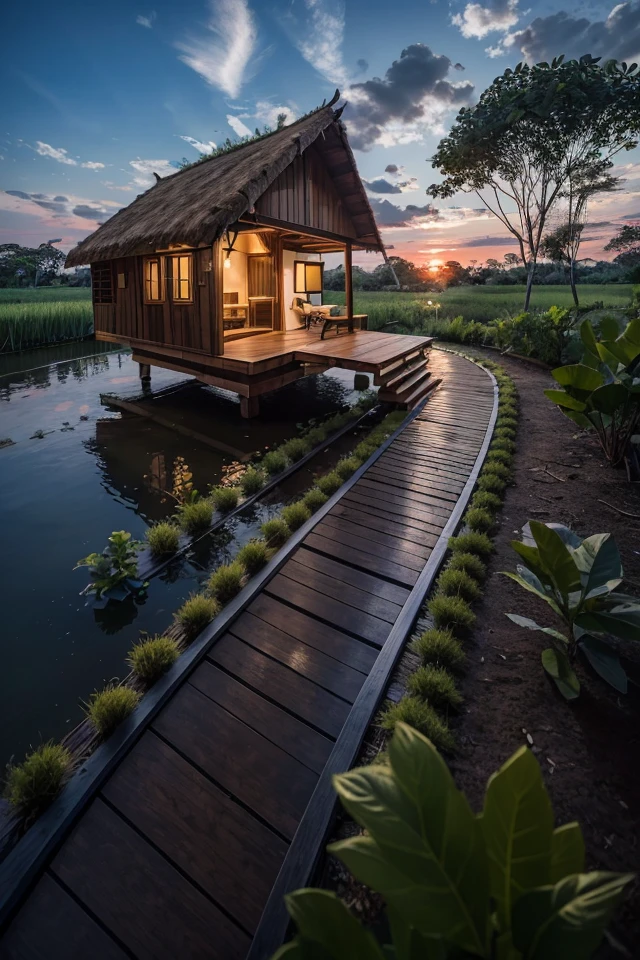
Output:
[2,0,640,267]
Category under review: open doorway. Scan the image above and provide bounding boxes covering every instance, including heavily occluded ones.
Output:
[222,232,277,341]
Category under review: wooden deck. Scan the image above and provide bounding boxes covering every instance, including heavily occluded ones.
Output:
[0,350,497,960]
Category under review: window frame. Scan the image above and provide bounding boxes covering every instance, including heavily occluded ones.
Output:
[91,261,114,305]
[293,259,324,295]
[167,252,194,304]
[143,256,165,304]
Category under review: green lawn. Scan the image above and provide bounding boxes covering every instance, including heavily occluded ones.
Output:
[0,286,92,304]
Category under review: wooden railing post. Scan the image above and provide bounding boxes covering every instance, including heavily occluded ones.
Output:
[345,241,353,324]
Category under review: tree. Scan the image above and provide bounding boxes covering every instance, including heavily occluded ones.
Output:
[503,252,522,267]
[0,243,65,287]
[429,55,640,310]
[605,224,640,280]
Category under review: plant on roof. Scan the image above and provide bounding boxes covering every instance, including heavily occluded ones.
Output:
[544,317,640,466]
[504,520,640,699]
[74,530,146,601]
[274,723,633,960]
[4,742,72,820]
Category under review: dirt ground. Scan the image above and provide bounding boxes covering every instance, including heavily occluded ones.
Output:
[451,350,640,952]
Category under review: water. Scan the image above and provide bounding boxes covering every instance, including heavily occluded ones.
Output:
[0,343,369,767]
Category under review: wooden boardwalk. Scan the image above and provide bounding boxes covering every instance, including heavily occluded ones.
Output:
[0,350,496,960]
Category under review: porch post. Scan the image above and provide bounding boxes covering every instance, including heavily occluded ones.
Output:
[344,241,353,328]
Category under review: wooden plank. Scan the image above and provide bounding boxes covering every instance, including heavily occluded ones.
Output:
[265,573,393,646]
[52,800,249,960]
[367,465,465,500]
[189,661,332,774]
[292,547,411,605]
[245,596,378,673]
[227,611,366,699]
[355,478,455,516]
[320,513,435,561]
[304,532,420,588]
[342,489,449,531]
[282,557,403,623]
[208,634,351,737]
[1,873,127,959]
[101,731,286,933]
[153,683,317,838]
[313,518,427,571]
[380,452,471,481]
[329,501,444,545]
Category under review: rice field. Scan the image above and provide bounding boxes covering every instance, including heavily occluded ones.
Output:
[0,288,93,352]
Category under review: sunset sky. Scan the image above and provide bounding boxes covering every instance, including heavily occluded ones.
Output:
[2,0,640,269]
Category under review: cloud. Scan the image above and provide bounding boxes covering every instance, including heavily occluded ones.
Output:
[345,44,474,151]
[71,204,113,223]
[136,11,156,28]
[176,0,257,98]
[128,158,181,187]
[621,211,640,219]
[451,0,519,39]
[356,58,369,73]
[364,178,403,194]
[454,62,465,70]
[458,234,518,247]
[102,181,134,191]
[81,161,105,170]
[385,164,399,174]
[364,167,419,194]
[4,189,119,227]
[179,135,217,153]
[35,141,77,165]
[498,2,640,63]
[369,198,441,227]
[250,100,297,127]
[227,114,253,138]
[288,0,350,87]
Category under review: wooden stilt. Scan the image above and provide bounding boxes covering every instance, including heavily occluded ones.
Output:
[139,362,151,380]
[240,396,260,418]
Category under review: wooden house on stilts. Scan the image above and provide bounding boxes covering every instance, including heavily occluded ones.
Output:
[66,92,435,416]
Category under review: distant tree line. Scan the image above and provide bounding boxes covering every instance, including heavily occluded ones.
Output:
[0,244,90,288]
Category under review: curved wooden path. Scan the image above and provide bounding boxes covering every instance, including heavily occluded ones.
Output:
[0,350,496,960]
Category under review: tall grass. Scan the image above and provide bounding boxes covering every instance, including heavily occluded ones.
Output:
[0,300,94,352]
[0,287,92,303]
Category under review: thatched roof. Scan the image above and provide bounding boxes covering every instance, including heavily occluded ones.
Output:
[66,93,383,266]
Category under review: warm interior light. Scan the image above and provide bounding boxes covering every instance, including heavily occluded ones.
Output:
[224,256,231,269]
[294,260,324,294]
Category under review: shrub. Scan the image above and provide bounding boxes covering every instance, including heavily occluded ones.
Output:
[240,467,264,496]
[207,562,244,604]
[470,490,503,513]
[491,437,516,452]
[335,456,360,480]
[281,501,312,531]
[493,428,517,442]
[407,665,463,711]
[498,402,518,417]
[485,448,513,466]
[411,628,466,671]
[146,522,180,557]
[4,743,71,818]
[437,568,481,602]
[477,473,507,494]
[236,539,269,575]
[465,507,495,533]
[449,531,494,556]
[262,449,288,475]
[428,594,476,632]
[174,592,220,634]
[211,485,239,513]
[497,415,518,430]
[448,551,486,581]
[353,440,377,461]
[127,635,179,684]
[86,685,140,739]
[281,436,310,462]
[482,461,512,480]
[177,499,213,534]
[303,488,328,513]
[261,517,291,547]
[304,425,328,447]
[378,697,456,752]
[317,470,343,496]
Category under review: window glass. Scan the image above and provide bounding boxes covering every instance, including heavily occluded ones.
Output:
[144,258,163,302]
[171,254,192,301]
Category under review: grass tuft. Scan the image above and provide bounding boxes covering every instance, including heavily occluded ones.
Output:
[174,592,220,634]
[4,743,71,819]
[303,488,329,513]
[261,517,291,547]
[177,499,213,534]
[449,531,494,557]
[317,471,343,496]
[378,696,456,752]
[448,551,486,581]
[491,437,516,453]
[470,490,503,513]
[85,685,140,739]
[146,521,180,557]
[304,425,329,447]
[335,456,360,480]
[428,594,476,633]
[262,449,288,475]
[353,440,377,462]
[281,501,312,531]
[207,562,244,604]
[411,629,466,671]
[497,415,518,430]
[485,449,513,466]
[240,467,264,496]
[407,665,463,710]
[211,485,240,513]
[477,473,507,493]
[281,437,310,462]
[493,427,517,441]
[482,461,512,480]
[127,635,179,684]
[465,507,496,533]
[437,568,482,602]
[236,539,269,576]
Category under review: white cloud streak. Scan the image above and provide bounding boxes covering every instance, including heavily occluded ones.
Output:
[81,161,105,170]
[289,0,350,87]
[176,0,257,98]
[136,11,156,28]
[128,158,180,187]
[451,0,519,39]
[227,114,253,138]
[179,135,217,153]
[35,142,77,165]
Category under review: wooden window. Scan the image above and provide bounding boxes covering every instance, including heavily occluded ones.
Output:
[294,260,323,294]
[144,257,164,303]
[92,262,113,304]
[169,254,193,302]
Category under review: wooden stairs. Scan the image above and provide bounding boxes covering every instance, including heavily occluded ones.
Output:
[375,346,441,409]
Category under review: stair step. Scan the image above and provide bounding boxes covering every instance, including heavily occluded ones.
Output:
[379,367,432,404]
[401,376,442,410]
[376,348,424,383]
[380,355,429,390]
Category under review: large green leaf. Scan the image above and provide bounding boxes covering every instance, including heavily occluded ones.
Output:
[551,364,604,394]
[573,533,623,599]
[579,320,599,360]
[541,647,580,700]
[559,408,593,429]
[510,542,555,592]
[550,823,585,883]
[284,890,385,960]
[543,390,586,412]
[481,746,554,930]
[512,871,634,959]
[529,521,581,599]
[575,602,640,642]
[387,907,448,960]
[578,636,628,693]
[588,382,629,416]
[331,725,490,956]
[506,613,568,645]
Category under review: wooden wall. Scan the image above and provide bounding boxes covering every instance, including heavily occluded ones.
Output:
[255,145,357,238]
[92,246,221,356]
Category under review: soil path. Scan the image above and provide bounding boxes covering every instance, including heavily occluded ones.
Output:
[451,349,640,950]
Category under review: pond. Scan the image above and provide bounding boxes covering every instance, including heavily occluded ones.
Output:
[0,343,371,769]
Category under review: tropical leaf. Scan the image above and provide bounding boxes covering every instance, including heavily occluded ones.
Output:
[588,382,630,416]
[529,521,581,597]
[578,636,628,693]
[550,823,585,883]
[506,613,568,644]
[283,890,385,960]
[573,533,623,598]
[551,364,604,393]
[541,647,580,700]
[575,603,640,643]
[543,390,586,412]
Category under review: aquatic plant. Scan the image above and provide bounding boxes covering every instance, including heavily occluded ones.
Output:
[174,592,220,635]
[4,742,72,819]
[85,684,140,739]
[127,635,179,684]
[210,485,239,513]
[236,539,269,575]
[176,498,213,534]
[240,467,264,496]
[261,517,291,547]
[281,501,312,532]
[262,449,288,475]
[207,562,244,604]
[145,522,181,557]
[74,530,145,600]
